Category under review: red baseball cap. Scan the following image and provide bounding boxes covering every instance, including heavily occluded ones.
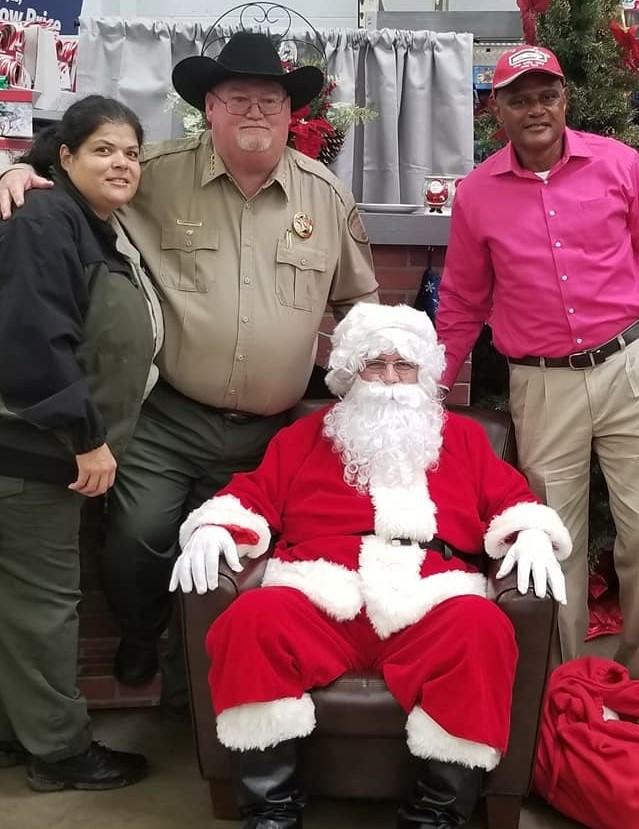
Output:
[492,45,565,92]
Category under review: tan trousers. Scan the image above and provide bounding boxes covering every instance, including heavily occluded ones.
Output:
[509,338,639,678]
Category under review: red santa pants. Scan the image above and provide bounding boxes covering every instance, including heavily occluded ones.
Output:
[207,587,518,753]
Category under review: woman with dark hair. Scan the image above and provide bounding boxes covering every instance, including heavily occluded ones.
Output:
[0,95,162,791]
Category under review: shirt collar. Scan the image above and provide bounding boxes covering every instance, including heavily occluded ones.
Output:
[490,128,593,178]
[199,130,290,199]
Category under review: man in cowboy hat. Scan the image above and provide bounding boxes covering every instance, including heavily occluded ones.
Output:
[169,302,569,829]
[0,30,378,705]
[437,44,639,676]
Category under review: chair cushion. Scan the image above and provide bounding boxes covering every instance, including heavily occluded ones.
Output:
[311,671,407,737]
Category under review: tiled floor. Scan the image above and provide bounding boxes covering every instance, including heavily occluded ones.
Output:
[4,632,618,828]
[1,706,586,829]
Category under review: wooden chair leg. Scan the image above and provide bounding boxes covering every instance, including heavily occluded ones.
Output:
[209,779,241,820]
[484,794,522,829]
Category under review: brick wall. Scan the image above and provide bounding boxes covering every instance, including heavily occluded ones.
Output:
[78,242,470,708]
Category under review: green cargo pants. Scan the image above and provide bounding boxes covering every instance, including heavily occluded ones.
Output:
[99,380,291,706]
[0,476,92,760]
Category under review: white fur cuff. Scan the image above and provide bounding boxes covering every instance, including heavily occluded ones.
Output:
[179,494,271,558]
[216,694,316,750]
[405,706,501,772]
[484,501,571,561]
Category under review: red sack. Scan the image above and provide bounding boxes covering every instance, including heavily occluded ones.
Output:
[534,657,639,829]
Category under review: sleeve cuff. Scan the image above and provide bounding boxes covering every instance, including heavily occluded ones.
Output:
[484,501,572,561]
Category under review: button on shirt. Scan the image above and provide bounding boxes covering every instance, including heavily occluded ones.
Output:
[437,129,639,389]
[118,131,377,414]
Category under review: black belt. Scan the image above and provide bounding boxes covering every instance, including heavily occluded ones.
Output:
[213,408,263,424]
[508,320,639,370]
[364,534,479,566]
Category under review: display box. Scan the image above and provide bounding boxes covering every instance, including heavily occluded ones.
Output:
[473,65,495,91]
[0,135,31,166]
[0,88,33,138]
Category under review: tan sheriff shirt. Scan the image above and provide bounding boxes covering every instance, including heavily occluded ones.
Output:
[118,131,378,415]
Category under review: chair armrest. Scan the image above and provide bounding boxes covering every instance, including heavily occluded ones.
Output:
[180,554,270,779]
[485,557,558,796]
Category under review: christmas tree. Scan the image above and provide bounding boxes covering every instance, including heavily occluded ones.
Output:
[536,0,639,147]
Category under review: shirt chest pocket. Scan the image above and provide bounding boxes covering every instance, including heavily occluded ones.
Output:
[578,197,620,254]
[275,237,328,312]
[159,226,219,292]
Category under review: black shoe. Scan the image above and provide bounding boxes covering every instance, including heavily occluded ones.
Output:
[113,638,159,686]
[27,741,148,792]
[159,698,190,723]
[0,740,28,768]
[397,758,482,828]
[231,739,304,829]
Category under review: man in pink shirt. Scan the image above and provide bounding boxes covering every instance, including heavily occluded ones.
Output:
[437,44,639,675]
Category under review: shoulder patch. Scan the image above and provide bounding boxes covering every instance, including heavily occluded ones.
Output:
[348,206,369,245]
[141,132,205,164]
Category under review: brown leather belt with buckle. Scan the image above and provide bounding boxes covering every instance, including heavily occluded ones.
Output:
[508,320,639,370]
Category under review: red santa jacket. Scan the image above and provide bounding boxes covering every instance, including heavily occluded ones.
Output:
[181,408,570,638]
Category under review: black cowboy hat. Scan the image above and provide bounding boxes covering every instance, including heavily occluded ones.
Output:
[172,31,325,112]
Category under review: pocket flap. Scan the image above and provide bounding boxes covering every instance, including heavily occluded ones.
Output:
[161,225,219,252]
[276,238,327,272]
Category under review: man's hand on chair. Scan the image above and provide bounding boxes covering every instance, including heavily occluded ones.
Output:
[169,525,243,594]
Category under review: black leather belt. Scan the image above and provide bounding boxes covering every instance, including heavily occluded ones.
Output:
[213,408,263,424]
[508,320,639,370]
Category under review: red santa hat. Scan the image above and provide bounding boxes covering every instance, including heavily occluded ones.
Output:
[325,302,445,397]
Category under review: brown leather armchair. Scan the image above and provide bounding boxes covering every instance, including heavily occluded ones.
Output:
[181,404,557,829]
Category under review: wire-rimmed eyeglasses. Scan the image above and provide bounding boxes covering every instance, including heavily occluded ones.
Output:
[212,91,287,116]
[362,359,418,376]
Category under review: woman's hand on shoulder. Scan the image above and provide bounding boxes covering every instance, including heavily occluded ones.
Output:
[69,443,117,497]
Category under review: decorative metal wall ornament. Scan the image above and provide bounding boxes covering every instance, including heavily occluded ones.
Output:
[200,2,327,71]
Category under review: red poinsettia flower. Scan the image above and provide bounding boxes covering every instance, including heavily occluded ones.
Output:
[291,104,311,120]
[288,116,335,159]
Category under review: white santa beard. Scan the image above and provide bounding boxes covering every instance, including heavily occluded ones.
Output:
[323,378,443,492]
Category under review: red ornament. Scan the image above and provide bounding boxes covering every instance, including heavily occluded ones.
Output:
[516,0,551,44]
[610,20,639,72]
[516,0,550,14]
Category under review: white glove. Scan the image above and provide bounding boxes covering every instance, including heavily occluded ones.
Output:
[169,525,243,595]
[495,527,567,604]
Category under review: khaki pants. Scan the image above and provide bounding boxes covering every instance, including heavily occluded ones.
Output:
[509,338,639,677]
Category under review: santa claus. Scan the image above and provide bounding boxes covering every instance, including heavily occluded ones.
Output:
[170,302,571,829]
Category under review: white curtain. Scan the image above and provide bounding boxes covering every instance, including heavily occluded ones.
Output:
[78,18,474,203]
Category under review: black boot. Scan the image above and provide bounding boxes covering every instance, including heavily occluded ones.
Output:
[397,758,483,828]
[230,739,305,829]
[27,741,148,792]
[0,740,28,768]
[113,637,159,686]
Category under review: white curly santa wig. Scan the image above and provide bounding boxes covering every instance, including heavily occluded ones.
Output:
[325,303,446,397]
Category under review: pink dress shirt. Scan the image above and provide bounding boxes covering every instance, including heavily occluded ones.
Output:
[437,128,639,389]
